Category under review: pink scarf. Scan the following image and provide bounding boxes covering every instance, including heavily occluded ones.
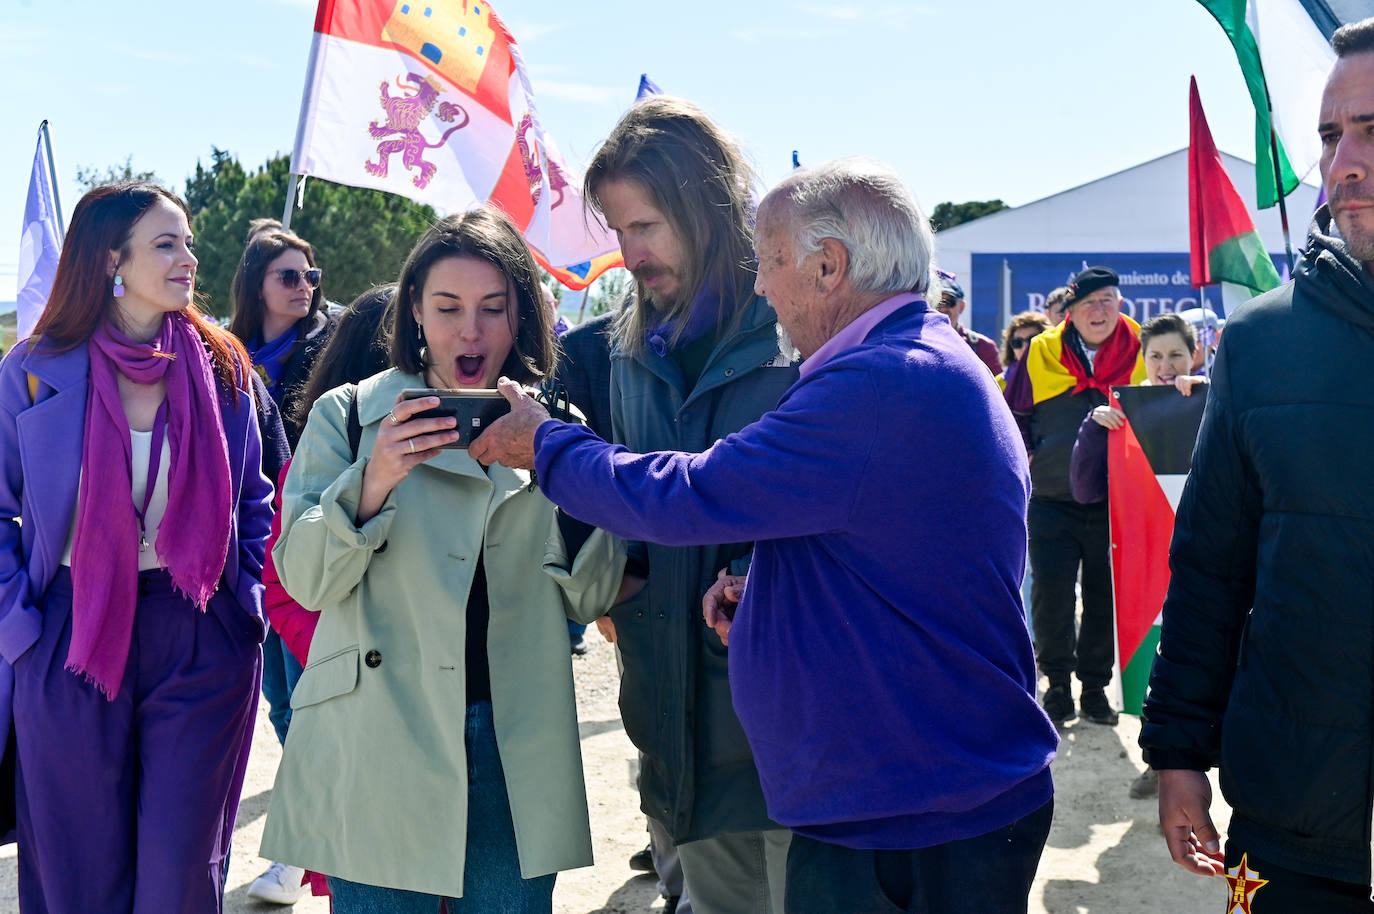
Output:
[69,313,233,699]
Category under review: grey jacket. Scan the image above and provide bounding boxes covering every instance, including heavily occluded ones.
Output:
[608,293,799,843]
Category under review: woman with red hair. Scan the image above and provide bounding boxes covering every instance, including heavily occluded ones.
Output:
[0,182,273,912]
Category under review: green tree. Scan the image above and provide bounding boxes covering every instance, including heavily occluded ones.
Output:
[184,150,438,318]
[584,268,630,318]
[930,199,1009,232]
[75,156,162,192]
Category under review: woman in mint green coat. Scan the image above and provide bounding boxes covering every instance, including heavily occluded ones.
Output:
[260,208,625,912]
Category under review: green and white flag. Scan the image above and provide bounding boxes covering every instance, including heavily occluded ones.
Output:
[1197,0,1339,208]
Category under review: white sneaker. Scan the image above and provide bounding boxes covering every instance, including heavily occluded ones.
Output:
[247,861,308,904]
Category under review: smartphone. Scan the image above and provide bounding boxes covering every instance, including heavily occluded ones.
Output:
[400,388,511,448]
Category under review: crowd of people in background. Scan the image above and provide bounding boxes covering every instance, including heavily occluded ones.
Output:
[3,15,1374,914]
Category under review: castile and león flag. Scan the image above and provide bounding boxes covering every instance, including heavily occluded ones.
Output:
[287,0,622,289]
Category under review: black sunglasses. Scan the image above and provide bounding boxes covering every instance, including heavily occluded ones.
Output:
[1011,335,1038,350]
[274,267,322,290]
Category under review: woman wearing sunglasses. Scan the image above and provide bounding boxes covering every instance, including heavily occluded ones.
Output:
[229,232,333,451]
[228,230,336,904]
[996,310,1052,393]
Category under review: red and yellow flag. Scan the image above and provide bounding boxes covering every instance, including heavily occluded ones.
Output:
[291,0,621,289]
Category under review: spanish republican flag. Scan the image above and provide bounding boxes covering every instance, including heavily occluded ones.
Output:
[1019,317,1146,407]
[289,0,621,289]
[1188,77,1283,298]
[1109,385,1208,715]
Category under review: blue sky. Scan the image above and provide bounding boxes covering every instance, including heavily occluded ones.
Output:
[2,0,1310,300]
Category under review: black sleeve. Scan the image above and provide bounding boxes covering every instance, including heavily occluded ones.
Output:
[555,510,596,564]
[554,317,614,440]
[1139,339,1261,770]
[252,374,292,489]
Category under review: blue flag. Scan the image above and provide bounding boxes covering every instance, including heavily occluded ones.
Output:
[636,73,661,100]
[17,126,63,342]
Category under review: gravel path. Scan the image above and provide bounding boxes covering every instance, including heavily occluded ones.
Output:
[0,637,1232,912]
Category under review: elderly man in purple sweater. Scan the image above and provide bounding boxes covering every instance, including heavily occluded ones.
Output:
[472,158,1058,913]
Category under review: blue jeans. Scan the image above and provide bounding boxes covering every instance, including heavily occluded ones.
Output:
[260,628,303,746]
[328,701,556,913]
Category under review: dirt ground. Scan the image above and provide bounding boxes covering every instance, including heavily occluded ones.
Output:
[0,636,1234,912]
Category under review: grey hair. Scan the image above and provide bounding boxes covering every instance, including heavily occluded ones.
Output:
[763,157,934,297]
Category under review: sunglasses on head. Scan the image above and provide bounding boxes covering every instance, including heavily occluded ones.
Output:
[274,267,322,290]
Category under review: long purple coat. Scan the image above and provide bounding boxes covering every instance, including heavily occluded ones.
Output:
[0,336,274,835]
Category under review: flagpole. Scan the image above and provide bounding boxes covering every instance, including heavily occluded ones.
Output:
[1268,121,1295,274]
[281,173,301,230]
[38,121,64,235]
[281,21,326,234]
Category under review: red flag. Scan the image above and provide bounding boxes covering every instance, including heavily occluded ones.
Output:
[1108,414,1176,670]
[1109,385,1207,715]
[291,0,622,289]
[1188,77,1282,295]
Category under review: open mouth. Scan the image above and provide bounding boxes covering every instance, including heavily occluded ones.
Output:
[456,354,486,385]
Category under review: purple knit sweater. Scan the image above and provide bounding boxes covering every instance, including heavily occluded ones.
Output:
[534,303,1057,849]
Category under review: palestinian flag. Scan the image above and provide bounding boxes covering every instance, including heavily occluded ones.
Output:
[1196,0,1347,206]
[1195,0,1298,207]
[1109,385,1209,715]
[1189,77,1284,299]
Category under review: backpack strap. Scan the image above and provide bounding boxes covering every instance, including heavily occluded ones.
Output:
[346,387,362,462]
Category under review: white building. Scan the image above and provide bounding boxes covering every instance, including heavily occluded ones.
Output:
[934,148,1321,338]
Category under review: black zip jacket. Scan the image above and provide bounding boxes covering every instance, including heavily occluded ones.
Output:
[1141,207,1374,884]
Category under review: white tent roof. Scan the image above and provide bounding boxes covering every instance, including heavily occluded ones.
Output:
[934,148,1321,308]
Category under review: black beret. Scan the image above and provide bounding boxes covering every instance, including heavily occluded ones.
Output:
[1066,267,1120,305]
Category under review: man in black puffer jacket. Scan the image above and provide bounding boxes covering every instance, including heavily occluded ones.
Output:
[1142,18,1374,908]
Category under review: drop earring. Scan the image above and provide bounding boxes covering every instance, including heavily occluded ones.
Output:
[416,321,424,343]
[112,273,125,298]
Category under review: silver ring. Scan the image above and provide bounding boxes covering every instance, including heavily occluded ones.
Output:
[388,411,400,425]
[407,439,416,455]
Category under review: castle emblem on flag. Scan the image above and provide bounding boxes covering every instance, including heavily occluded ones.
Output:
[515,114,569,209]
[382,0,499,95]
[365,73,470,189]
[292,0,622,288]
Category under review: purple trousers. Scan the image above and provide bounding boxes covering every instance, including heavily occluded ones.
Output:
[13,568,261,914]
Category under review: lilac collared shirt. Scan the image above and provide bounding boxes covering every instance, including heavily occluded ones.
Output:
[799,293,926,378]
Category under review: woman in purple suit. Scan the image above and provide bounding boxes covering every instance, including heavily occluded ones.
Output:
[0,182,273,912]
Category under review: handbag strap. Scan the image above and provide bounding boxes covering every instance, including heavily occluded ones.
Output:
[346,387,362,462]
